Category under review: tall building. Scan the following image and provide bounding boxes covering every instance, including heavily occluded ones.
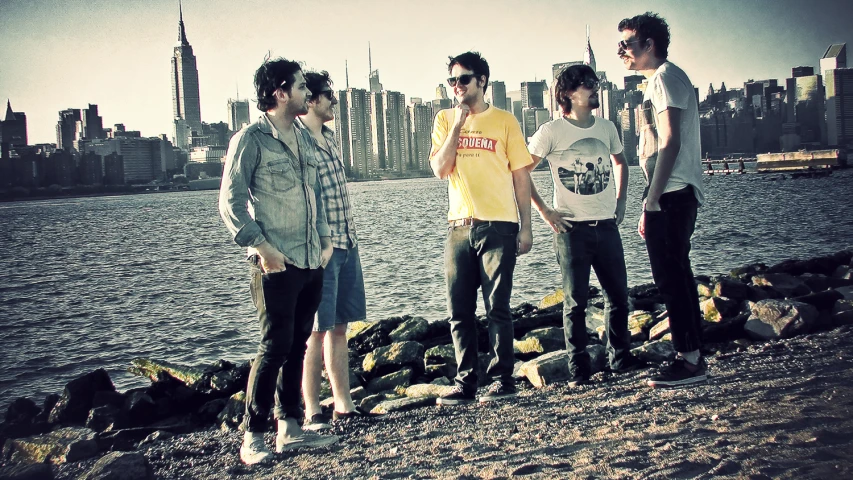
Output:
[584,25,596,73]
[823,43,852,147]
[792,66,815,78]
[408,102,432,171]
[368,43,383,93]
[368,92,386,170]
[436,84,449,100]
[227,98,250,132]
[340,88,373,179]
[488,81,507,110]
[56,108,81,152]
[381,91,409,173]
[521,81,547,109]
[624,75,645,91]
[522,108,550,139]
[80,104,105,141]
[786,70,827,146]
[1,100,28,147]
[333,90,351,175]
[171,2,202,145]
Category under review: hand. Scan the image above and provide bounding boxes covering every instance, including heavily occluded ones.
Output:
[615,200,627,226]
[637,212,645,239]
[517,226,533,256]
[320,244,333,269]
[453,104,470,129]
[256,241,291,274]
[644,198,662,212]
[539,207,573,233]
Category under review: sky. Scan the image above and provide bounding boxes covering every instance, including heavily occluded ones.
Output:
[1,0,852,145]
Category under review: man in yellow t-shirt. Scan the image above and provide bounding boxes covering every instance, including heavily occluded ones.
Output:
[430,51,533,405]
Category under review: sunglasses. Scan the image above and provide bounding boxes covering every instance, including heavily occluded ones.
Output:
[319,90,335,100]
[579,77,600,90]
[617,39,642,51]
[447,73,477,87]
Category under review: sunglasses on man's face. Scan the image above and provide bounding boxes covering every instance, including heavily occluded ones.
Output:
[320,90,335,100]
[579,78,600,90]
[447,74,477,87]
[617,39,642,51]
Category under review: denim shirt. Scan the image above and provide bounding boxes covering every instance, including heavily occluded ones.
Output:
[219,114,330,270]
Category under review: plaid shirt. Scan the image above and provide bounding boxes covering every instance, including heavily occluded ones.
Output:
[297,119,357,249]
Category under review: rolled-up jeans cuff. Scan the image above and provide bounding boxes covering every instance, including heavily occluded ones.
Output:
[274,405,304,422]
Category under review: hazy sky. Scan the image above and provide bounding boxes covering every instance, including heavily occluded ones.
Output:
[1,0,851,144]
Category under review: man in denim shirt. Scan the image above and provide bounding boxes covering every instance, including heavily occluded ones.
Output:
[219,57,336,465]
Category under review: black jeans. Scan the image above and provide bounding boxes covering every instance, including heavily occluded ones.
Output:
[644,186,703,353]
[445,221,518,393]
[554,219,631,375]
[243,261,324,432]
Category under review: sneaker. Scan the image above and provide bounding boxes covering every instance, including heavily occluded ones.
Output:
[275,429,339,453]
[436,386,476,406]
[647,357,708,388]
[610,355,656,374]
[478,381,517,403]
[568,373,591,388]
[303,413,332,431]
[333,406,382,420]
[240,432,273,465]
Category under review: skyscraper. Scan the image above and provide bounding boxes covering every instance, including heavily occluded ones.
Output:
[227,98,250,132]
[521,81,547,109]
[382,91,409,173]
[488,81,507,110]
[436,84,449,100]
[408,102,432,171]
[823,43,852,147]
[1,100,28,147]
[56,108,81,152]
[368,43,383,93]
[340,88,373,179]
[584,25,596,73]
[171,1,202,145]
[368,92,386,170]
[786,69,826,146]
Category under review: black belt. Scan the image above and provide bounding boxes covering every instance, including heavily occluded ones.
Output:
[568,218,615,227]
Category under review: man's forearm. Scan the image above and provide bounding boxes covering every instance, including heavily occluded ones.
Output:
[513,169,532,229]
[430,127,461,179]
[529,177,549,213]
[647,143,680,203]
[613,157,628,203]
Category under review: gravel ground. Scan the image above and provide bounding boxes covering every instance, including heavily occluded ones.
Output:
[56,325,853,480]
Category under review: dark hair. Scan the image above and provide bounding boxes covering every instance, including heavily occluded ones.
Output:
[304,71,332,101]
[447,51,490,94]
[555,64,597,114]
[254,57,302,112]
[618,12,670,59]
[586,162,595,170]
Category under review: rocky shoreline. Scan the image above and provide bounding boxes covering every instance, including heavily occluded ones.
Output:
[1,249,852,479]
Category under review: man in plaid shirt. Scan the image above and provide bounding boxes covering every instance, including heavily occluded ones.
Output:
[298,71,374,427]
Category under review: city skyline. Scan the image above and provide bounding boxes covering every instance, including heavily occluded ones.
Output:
[2,0,852,144]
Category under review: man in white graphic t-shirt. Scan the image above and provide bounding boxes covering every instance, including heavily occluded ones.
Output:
[527,64,652,388]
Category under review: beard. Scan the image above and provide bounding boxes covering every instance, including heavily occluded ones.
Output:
[588,97,600,109]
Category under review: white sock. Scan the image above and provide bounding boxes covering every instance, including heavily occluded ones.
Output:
[678,350,701,365]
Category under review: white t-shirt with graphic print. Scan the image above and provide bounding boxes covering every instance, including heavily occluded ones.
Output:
[528,116,623,222]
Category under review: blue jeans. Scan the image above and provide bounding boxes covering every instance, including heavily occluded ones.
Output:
[554,219,631,375]
[315,246,367,332]
[644,186,703,353]
[445,221,518,393]
[243,259,324,432]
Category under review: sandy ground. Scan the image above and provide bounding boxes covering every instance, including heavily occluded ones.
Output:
[56,325,853,480]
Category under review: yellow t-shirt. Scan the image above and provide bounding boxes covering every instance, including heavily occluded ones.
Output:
[431,106,532,222]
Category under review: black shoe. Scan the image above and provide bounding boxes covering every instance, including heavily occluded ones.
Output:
[333,406,383,420]
[478,381,517,403]
[436,386,476,406]
[303,413,332,431]
[568,372,590,387]
[647,357,708,388]
[610,355,656,374]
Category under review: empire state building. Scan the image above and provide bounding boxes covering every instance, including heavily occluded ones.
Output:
[171,2,202,149]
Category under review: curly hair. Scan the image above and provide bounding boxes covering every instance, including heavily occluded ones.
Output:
[304,70,333,100]
[447,51,490,94]
[254,57,302,112]
[554,64,597,114]
[618,12,671,59]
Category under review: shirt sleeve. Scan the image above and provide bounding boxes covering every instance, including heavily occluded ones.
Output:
[218,129,266,248]
[505,113,533,171]
[430,110,449,158]
[314,167,331,238]
[651,71,691,112]
[527,122,552,160]
[609,121,624,155]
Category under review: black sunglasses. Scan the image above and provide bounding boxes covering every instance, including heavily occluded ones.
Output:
[579,77,600,90]
[617,39,642,51]
[447,73,477,87]
[319,90,335,100]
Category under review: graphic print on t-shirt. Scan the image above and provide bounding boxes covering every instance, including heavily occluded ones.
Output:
[553,137,611,196]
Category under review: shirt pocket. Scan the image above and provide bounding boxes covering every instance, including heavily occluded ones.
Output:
[266,158,299,192]
[305,157,319,189]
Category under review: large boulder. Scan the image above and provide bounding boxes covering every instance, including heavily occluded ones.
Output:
[512,311,563,338]
[388,317,430,343]
[628,311,655,331]
[85,405,123,433]
[371,397,434,414]
[631,339,676,363]
[729,262,769,282]
[122,390,158,427]
[216,392,245,432]
[348,317,405,355]
[128,359,205,389]
[701,297,741,322]
[751,274,811,298]
[713,279,753,301]
[366,368,413,394]
[767,250,853,277]
[790,290,844,312]
[538,289,565,310]
[517,345,605,388]
[5,399,40,425]
[80,452,154,480]
[403,384,455,399]
[48,369,116,425]
[648,318,670,341]
[744,299,820,340]
[362,341,425,377]
[6,427,98,464]
[513,327,565,357]
[832,300,853,326]
[424,344,456,366]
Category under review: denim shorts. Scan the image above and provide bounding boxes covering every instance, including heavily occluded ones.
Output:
[315,245,367,332]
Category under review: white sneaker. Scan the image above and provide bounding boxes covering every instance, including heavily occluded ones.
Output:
[240,432,273,465]
[275,429,339,453]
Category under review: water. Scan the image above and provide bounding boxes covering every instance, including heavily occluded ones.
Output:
[1,167,851,410]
